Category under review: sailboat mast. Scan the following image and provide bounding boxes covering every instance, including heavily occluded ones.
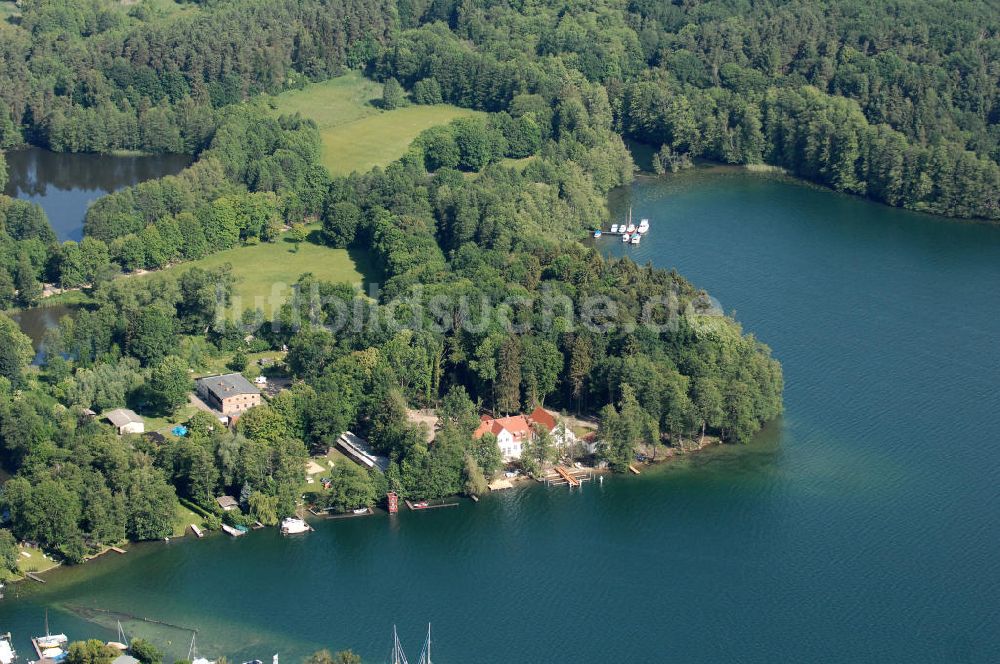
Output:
[426,624,431,664]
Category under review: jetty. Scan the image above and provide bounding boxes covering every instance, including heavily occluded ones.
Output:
[26,572,46,583]
[324,507,374,520]
[405,499,459,511]
[554,466,581,487]
[109,546,127,554]
[628,464,642,475]
[189,524,204,538]
[543,466,595,487]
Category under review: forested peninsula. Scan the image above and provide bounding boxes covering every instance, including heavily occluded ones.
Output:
[0,0,994,570]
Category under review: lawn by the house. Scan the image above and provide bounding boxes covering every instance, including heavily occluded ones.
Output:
[17,545,60,575]
[269,72,481,176]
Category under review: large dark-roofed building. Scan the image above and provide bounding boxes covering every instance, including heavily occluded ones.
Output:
[196,373,262,416]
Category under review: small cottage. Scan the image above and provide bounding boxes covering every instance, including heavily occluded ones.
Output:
[104,408,145,435]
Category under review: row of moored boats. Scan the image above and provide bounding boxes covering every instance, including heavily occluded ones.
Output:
[593,208,650,245]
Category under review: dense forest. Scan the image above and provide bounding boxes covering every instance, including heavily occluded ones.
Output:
[2,0,996,566]
[0,86,783,562]
[1,0,998,303]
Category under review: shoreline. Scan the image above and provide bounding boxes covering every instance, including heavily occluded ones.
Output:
[5,436,728,586]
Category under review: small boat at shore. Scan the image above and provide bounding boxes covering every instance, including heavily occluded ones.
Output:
[593,229,602,238]
[412,501,430,509]
[637,218,650,234]
[280,517,310,534]
[352,507,369,515]
[610,224,619,233]
[1,633,16,664]
[621,232,631,242]
[630,234,641,245]
[221,524,245,537]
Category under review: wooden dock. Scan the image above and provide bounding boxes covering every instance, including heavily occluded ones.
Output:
[109,545,127,554]
[325,507,374,520]
[543,466,595,487]
[404,499,460,511]
[25,572,46,583]
[554,466,581,487]
[628,464,641,475]
[189,524,204,538]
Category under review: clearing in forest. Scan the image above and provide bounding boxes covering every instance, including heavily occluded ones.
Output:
[269,72,480,175]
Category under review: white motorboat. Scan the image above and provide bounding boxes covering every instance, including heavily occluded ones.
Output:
[637,218,650,234]
[630,234,641,244]
[610,224,619,233]
[281,517,310,534]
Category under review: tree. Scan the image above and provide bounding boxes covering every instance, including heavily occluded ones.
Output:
[14,252,41,307]
[496,336,522,414]
[126,305,176,366]
[287,224,307,253]
[597,385,658,471]
[305,650,361,664]
[0,528,18,581]
[462,453,488,496]
[453,117,505,171]
[0,312,34,385]
[228,348,248,372]
[412,78,443,105]
[472,432,503,477]
[129,640,163,664]
[65,640,117,664]
[323,463,376,512]
[247,491,279,526]
[125,465,177,540]
[418,126,459,171]
[236,405,287,446]
[382,78,406,110]
[321,201,361,248]
[148,355,191,415]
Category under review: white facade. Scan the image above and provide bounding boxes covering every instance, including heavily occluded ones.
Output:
[496,429,522,461]
[119,421,145,435]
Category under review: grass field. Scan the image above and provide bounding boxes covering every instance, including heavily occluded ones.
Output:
[0,1,19,23]
[138,227,380,316]
[172,502,205,538]
[17,545,60,575]
[269,72,480,175]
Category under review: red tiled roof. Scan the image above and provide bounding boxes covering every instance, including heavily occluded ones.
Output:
[473,414,533,439]
[528,406,557,432]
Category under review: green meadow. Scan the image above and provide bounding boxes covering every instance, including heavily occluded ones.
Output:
[269,72,480,175]
[137,226,380,315]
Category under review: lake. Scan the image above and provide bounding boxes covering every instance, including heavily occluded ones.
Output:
[2,168,998,663]
[3,147,192,242]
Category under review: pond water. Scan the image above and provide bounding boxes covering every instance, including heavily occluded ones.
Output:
[2,168,998,663]
[10,303,74,364]
[3,147,192,242]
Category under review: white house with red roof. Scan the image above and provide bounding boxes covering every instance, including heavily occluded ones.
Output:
[474,406,560,461]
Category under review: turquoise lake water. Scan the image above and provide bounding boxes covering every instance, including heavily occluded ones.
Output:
[2,168,998,662]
